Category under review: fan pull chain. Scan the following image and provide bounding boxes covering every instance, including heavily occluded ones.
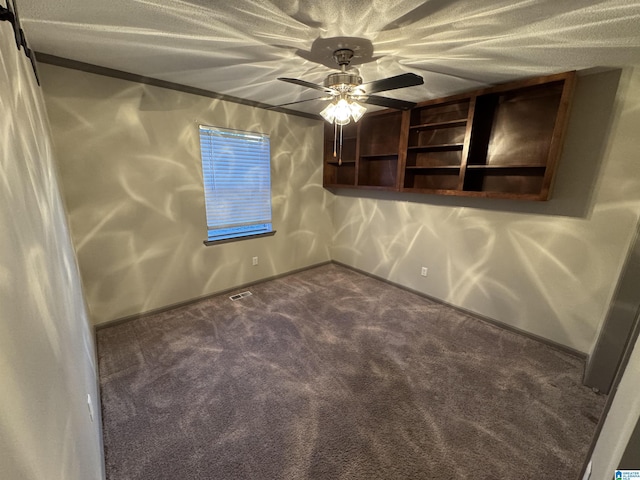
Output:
[333,122,337,159]
[339,123,343,166]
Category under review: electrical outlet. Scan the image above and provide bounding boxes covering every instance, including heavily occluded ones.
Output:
[421,267,428,277]
[87,394,94,422]
[252,256,258,266]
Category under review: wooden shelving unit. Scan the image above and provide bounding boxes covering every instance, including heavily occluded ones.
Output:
[323,71,576,201]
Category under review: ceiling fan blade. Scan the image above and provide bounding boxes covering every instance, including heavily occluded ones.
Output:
[361,73,424,94]
[360,95,416,110]
[266,97,331,109]
[277,77,335,94]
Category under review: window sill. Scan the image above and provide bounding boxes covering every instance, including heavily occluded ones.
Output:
[203,230,276,246]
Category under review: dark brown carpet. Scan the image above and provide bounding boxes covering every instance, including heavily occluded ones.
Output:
[97,263,605,479]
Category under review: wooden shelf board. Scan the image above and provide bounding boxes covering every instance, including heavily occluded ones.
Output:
[324,183,357,189]
[359,153,399,159]
[327,161,356,166]
[407,143,464,151]
[354,184,398,191]
[400,187,544,201]
[406,165,460,170]
[409,119,467,130]
[459,190,546,201]
[466,164,546,169]
[401,187,462,195]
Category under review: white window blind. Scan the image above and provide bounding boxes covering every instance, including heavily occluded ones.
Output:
[199,125,273,243]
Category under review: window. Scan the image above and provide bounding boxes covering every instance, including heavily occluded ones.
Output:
[199,125,275,244]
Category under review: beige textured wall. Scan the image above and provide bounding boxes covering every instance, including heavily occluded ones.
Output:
[331,68,640,354]
[0,24,104,480]
[39,63,332,325]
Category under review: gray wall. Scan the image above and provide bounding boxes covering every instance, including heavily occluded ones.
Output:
[39,63,333,325]
[589,329,640,479]
[584,220,640,392]
[0,23,104,480]
[331,68,640,355]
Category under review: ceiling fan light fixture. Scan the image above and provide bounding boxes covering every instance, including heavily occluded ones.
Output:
[320,98,366,125]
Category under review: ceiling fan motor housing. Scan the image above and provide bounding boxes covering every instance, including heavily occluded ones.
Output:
[324,71,363,92]
[324,48,363,92]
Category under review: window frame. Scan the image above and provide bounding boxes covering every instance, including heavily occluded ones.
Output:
[198,125,276,246]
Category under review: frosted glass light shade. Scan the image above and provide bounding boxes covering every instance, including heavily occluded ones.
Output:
[349,101,366,122]
[319,103,336,123]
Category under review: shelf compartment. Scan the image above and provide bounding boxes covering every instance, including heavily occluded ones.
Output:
[408,125,467,148]
[324,162,356,186]
[359,111,403,157]
[406,149,462,169]
[468,81,564,167]
[410,99,470,126]
[463,168,545,195]
[403,168,461,190]
[324,141,356,163]
[358,155,398,188]
[323,120,357,187]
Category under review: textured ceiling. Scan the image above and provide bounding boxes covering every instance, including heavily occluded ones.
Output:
[17,0,640,115]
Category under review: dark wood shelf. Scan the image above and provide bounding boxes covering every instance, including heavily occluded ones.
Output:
[402,187,460,194]
[405,165,460,170]
[327,160,356,166]
[409,119,467,130]
[360,153,399,159]
[407,143,464,151]
[353,184,397,191]
[466,164,546,169]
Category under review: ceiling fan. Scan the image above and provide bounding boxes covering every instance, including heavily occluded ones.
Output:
[274,48,424,125]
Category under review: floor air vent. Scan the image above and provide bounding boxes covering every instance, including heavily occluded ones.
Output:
[229,291,252,301]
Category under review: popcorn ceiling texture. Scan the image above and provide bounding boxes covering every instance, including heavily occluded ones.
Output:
[97,264,605,479]
[19,0,640,114]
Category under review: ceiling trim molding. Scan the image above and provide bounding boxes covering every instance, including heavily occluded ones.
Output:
[34,52,321,121]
